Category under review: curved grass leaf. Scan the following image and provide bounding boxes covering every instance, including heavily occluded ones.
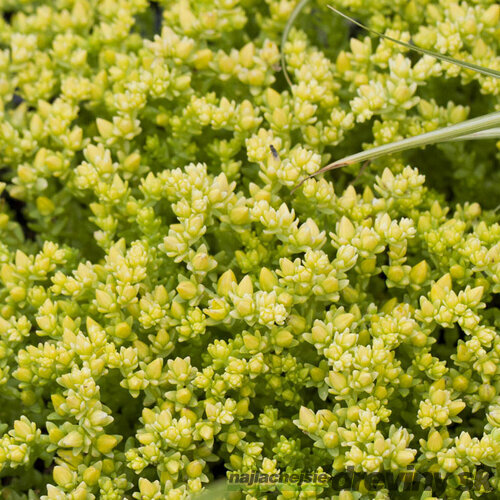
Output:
[327,5,500,80]
[442,128,500,141]
[281,0,311,87]
[292,111,500,192]
[290,6,500,191]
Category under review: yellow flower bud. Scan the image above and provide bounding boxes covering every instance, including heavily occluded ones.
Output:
[333,313,354,331]
[193,48,212,69]
[235,298,253,316]
[95,289,114,311]
[96,118,114,139]
[114,322,132,339]
[448,401,465,416]
[247,68,265,86]
[336,51,351,73]
[275,329,293,347]
[229,206,250,225]
[96,434,119,454]
[239,42,255,68]
[442,456,458,473]
[323,432,339,448]
[338,216,355,240]
[175,388,191,405]
[10,286,26,303]
[328,372,347,393]
[478,383,496,402]
[482,360,496,376]
[237,275,253,296]
[410,260,429,285]
[83,465,101,486]
[272,108,289,129]
[199,424,214,441]
[265,88,282,108]
[176,281,198,300]
[170,301,185,319]
[395,450,415,467]
[146,358,163,380]
[299,406,316,430]
[259,267,277,292]
[53,465,75,488]
[374,385,387,399]
[186,460,204,478]
[482,4,499,26]
[339,490,354,500]
[60,431,84,448]
[217,270,236,297]
[139,478,160,497]
[14,419,33,441]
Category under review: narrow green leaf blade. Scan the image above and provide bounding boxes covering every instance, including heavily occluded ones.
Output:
[327,5,500,80]
[325,111,500,167]
[281,0,311,87]
[292,111,500,191]
[447,128,500,141]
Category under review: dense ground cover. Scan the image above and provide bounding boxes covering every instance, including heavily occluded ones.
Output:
[0,0,499,498]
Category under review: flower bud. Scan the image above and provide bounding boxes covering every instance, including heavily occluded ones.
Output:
[427,430,443,452]
[60,431,84,448]
[217,270,236,296]
[96,434,119,454]
[328,372,347,393]
[53,465,75,488]
[177,281,198,300]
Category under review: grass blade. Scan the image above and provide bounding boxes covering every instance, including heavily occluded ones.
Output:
[292,112,500,191]
[327,5,500,80]
[447,128,500,141]
[281,0,311,87]
[321,111,500,166]
[288,5,500,193]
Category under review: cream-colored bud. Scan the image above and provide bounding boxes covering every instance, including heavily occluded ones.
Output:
[229,206,249,225]
[328,372,347,392]
[410,260,429,284]
[53,465,75,488]
[395,450,415,467]
[176,281,197,300]
[259,267,277,291]
[275,329,293,347]
[60,431,83,448]
[427,430,443,452]
[96,434,119,454]
[217,270,236,296]
[338,216,355,240]
[333,313,354,331]
[237,275,253,296]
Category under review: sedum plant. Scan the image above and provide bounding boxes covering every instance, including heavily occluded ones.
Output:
[290,5,500,189]
[0,0,499,499]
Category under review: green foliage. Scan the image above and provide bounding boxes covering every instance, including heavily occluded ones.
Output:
[0,0,499,499]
